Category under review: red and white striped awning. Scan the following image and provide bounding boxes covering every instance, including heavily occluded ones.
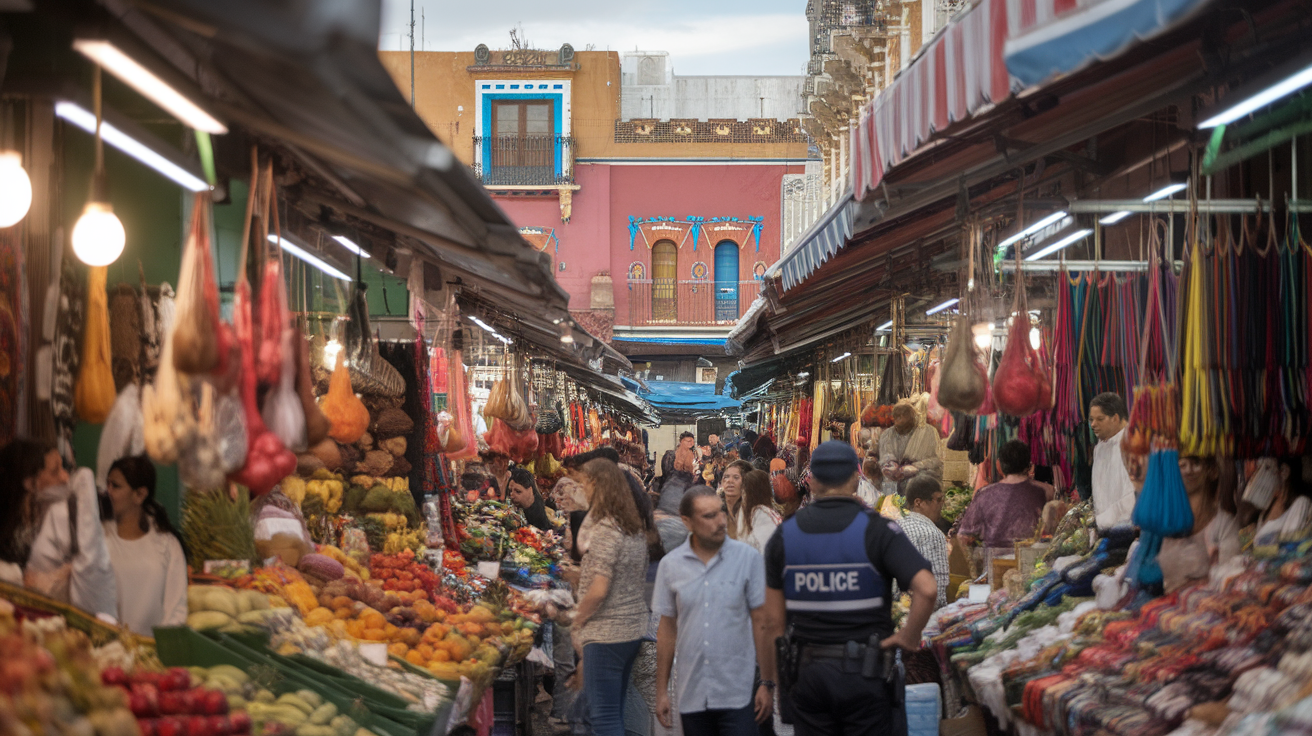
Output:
[851,0,1210,200]
[851,0,1012,199]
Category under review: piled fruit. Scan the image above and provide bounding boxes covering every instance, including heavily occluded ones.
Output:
[102,666,250,736]
[368,550,440,595]
[181,666,369,736]
[0,613,138,736]
[186,587,287,634]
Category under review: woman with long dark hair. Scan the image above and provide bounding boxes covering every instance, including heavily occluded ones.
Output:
[102,455,189,635]
[0,438,117,617]
[737,469,781,555]
[572,458,649,736]
[506,467,554,531]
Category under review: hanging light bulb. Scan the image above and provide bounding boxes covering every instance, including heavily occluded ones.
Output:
[323,339,343,370]
[72,67,125,267]
[0,151,32,227]
[1029,327,1042,349]
[972,322,992,349]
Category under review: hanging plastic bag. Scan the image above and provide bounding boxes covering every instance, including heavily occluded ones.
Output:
[96,384,145,488]
[262,329,306,452]
[256,258,287,387]
[75,266,117,423]
[178,381,226,489]
[172,194,225,375]
[446,348,478,459]
[228,278,296,495]
[1127,448,1194,589]
[938,317,988,413]
[322,351,369,444]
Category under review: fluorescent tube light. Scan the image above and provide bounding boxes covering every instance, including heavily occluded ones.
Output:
[925,298,959,315]
[55,101,208,192]
[876,320,893,332]
[831,352,852,363]
[1025,228,1092,261]
[469,315,512,345]
[1143,183,1187,202]
[332,235,371,259]
[267,234,351,281]
[1199,62,1312,128]
[1100,211,1132,225]
[997,211,1068,249]
[73,39,227,134]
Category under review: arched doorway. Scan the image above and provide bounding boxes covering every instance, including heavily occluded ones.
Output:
[714,241,739,321]
[652,240,677,322]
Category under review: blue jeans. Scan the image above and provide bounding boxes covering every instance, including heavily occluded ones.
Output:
[583,639,642,736]
[679,702,758,736]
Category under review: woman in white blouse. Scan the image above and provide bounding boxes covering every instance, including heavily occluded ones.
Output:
[719,459,754,540]
[736,469,781,554]
[102,455,188,635]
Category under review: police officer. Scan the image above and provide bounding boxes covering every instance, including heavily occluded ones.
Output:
[763,440,938,735]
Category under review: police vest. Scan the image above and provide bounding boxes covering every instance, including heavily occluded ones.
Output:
[781,511,884,613]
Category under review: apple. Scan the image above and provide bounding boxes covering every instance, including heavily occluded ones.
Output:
[160,669,192,693]
[132,671,163,687]
[199,690,229,716]
[158,692,185,716]
[156,717,184,736]
[101,666,128,687]
[205,716,233,736]
[227,713,251,735]
[129,691,158,718]
[184,715,211,736]
[138,719,159,736]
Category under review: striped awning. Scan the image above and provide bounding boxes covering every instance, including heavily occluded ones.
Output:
[771,195,856,291]
[1003,0,1213,86]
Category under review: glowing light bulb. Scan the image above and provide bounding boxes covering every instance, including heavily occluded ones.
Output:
[71,201,125,266]
[0,152,32,227]
[323,339,343,370]
[1029,327,1041,349]
[971,322,991,349]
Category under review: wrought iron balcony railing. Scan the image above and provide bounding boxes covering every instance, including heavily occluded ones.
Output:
[626,279,762,327]
[472,135,575,186]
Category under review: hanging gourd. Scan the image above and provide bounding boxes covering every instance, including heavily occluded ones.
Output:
[172,193,225,375]
[75,266,116,423]
[992,265,1051,417]
[938,317,988,413]
[323,351,369,444]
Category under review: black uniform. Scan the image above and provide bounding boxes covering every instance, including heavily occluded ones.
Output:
[764,496,930,736]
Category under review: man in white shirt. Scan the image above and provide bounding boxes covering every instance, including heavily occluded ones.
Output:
[1089,393,1137,530]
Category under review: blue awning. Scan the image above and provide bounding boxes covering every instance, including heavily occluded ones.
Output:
[1004,0,1212,87]
[635,380,741,415]
[770,195,855,291]
[611,336,728,346]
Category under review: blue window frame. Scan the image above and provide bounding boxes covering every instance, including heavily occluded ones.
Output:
[480,91,566,177]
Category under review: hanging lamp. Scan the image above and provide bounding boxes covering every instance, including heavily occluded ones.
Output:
[72,66,125,266]
[0,102,32,228]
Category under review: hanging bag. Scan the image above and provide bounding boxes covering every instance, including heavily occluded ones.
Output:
[992,258,1051,417]
[74,266,116,423]
[172,193,225,375]
[938,316,988,413]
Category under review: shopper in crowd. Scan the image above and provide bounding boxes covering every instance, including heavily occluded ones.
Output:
[736,470,781,556]
[506,467,555,531]
[738,430,757,462]
[674,432,698,474]
[101,455,188,636]
[762,441,936,735]
[0,438,117,618]
[1159,455,1243,592]
[654,486,774,735]
[481,450,512,499]
[857,457,882,508]
[460,466,496,502]
[957,440,1051,553]
[572,458,651,736]
[1254,456,1312,547]
[1090,392,1137,530]
[657,444,697,517]
[878,403,943,493]
[897,476,950,609]
[720,459,755,540]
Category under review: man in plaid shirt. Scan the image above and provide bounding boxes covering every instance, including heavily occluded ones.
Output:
[895,477,950,609]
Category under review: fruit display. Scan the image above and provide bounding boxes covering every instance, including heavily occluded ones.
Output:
[0,608,138,736]
[452,500,523,562]
[185,587,286,634]
[180,667,367,736]
[102,665,251,736]
[368,551,441,596]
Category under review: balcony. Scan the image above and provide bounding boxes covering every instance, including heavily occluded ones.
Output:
[626,279,762,327]
[472,135,575,187]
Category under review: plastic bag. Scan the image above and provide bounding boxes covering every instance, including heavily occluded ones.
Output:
[1128,448,1194,588]
[178,381,226,489]
[483,418,539,463]
[938,317,988,413]
[445,349,477,459]
[262,329,306,452]
[255,258,287,387]
[172,194,225,375]
[75,266,116,423]
[142,335,194,464]
[96,384,145,488]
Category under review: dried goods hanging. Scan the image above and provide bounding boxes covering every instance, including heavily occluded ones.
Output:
[172,193,225,375]
[938,316,987,413]
[253,163,285,387]
[262,327,306,452]
[446,346,478,460]
[177,381,226,489]
[293,322,331,447]
[992,255,1051,417]
[74,266,116,423]
[345,282,405,397]
[142,334,194,464]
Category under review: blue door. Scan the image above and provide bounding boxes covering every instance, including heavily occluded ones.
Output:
[714,241,739,321]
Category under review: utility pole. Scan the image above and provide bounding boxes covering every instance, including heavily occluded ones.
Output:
[406,0,411,107]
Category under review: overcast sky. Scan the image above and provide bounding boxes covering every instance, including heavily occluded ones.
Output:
[378,0,811,76]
